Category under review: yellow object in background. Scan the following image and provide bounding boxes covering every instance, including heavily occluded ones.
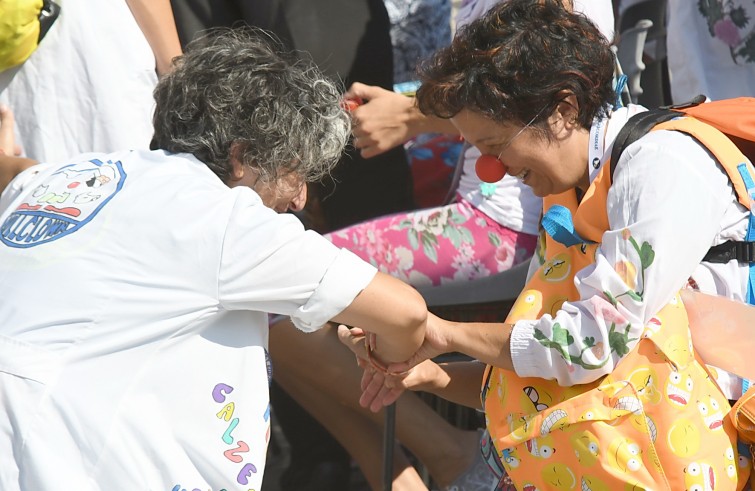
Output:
[0,0,44,72]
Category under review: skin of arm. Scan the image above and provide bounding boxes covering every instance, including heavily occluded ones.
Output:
[401,359,486,410]
[386,313,515,375]
[331,271,428,365]
[338,313,506,412]
[125,0,183,76]
[342,0,573,159]
[0,155,37,194]
[345,82,458,159]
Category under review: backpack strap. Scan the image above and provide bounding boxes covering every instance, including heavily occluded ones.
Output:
[609,96,708,182]
[609,109,678,181]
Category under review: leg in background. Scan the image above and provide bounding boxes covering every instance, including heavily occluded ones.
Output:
[269,321,482,488]
[274,358,427,491]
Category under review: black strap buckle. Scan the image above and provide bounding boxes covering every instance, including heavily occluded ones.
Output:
[703,240,755,264]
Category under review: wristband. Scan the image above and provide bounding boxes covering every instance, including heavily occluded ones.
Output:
[365,343,390,374]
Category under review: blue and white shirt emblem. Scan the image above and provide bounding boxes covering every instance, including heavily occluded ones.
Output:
[0,158,126,248]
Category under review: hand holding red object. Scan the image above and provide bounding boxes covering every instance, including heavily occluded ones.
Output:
[341,96,363,112]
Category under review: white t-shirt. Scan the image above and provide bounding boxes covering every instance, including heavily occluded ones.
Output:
[0,150,377,490]
[0,0,157,162]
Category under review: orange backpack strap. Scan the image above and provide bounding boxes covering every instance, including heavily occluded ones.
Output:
[652,116,755,211]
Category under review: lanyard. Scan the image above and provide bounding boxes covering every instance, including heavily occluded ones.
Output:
[587,114,608,184]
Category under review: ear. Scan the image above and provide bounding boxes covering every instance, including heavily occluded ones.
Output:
[228,156,245,182]
[227,142,246,184]
[549,91,580,135]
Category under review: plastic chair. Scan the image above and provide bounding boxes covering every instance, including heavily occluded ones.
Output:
[615,19,653,104]
[618,0,671,107]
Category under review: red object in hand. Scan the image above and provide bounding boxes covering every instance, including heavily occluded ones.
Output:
[475,154,507,183]
[341,96,363,112]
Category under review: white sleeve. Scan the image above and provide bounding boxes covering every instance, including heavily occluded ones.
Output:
[217,192,377,332]
[510,130,737,385]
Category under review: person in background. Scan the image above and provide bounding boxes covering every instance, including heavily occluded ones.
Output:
[0,29,430,491]
[0,0,182,162]
[665,0,755,103]
[383,0,452,86]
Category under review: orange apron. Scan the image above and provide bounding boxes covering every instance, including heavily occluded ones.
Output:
[483,117,753,491]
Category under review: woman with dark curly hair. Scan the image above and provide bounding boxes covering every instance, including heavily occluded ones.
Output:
[342,1,752,489]
[0,29,430,491]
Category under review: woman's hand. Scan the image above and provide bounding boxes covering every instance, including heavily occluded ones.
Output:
[345,82,422,158]
[337,314,453,411]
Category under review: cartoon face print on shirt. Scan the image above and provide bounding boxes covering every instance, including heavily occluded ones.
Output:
[667,417,701,458]
[570,429,600,466]
[510,289,543,320]
[1,158,125,248]
[665,367,694,408]
[684,461,717,491]
[696,394,725,433]
[606,437,643,473]
[541,462,577,491]
[538,252,572,283]
[627,366,662,405]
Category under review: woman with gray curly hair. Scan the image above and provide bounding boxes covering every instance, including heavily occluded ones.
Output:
[0,28,428,491]
[151,27,351,210]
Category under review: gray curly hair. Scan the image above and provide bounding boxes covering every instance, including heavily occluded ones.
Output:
[151,28,351,184]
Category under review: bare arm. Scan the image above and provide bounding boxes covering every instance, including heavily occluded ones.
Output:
[385,313,515,375]
[409,359,486,409]
[332,271,427,365]
[338,324,486,411]
[0,106,37,194]
[125,0,183,76]
[0,155,37,194]
[439,319,515,372]
[346,82,458,159]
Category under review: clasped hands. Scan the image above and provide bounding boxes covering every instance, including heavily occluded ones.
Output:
[337,312,450,413]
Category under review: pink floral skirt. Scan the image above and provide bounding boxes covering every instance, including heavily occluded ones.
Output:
[326,198,537,287]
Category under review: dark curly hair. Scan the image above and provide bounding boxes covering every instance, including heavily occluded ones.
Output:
[151,28,350,184]
[416,0,615,136]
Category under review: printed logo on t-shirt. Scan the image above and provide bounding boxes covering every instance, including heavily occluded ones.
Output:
[0,158,125,248]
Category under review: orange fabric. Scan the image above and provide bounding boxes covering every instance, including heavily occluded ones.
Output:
[677,98,755,147]
[675,98,755,175]
[482,116,753,491]
[654,117,755,211]
[730,388,755,490]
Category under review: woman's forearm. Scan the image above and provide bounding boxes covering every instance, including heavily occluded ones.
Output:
[0,155,37,194]
[126,0,182,76]
[422,360,487,409]
[442,318,515,373]
[332,272,427,364]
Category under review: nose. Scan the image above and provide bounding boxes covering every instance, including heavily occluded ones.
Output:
[289,184,307,212]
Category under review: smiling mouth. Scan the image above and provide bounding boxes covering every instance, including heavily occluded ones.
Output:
[515,169,530,182]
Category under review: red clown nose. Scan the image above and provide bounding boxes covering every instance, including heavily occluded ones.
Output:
[475,154,507,183]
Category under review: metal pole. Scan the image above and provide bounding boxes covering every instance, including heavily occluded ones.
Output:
[382,403,396,491]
